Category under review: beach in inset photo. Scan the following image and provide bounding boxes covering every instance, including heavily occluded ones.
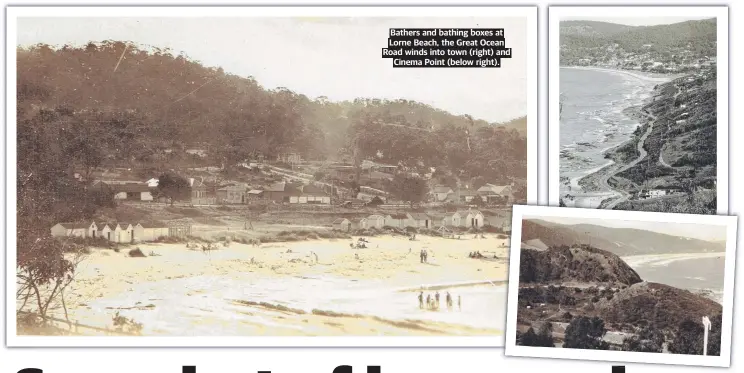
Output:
[11,9,535,345]
[554,12,726,214]
[505,205,736,367]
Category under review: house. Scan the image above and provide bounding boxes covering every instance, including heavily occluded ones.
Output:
[264,182,291,203]
[374,163,398,173]
[448,189,481,204]
[190,178,208,199]
[367,215,386,229]
[145,178,159,187]
[277,152,302,164]
[217,184,249,204]
[114,222,135,243]
[386,213,408,228]
[114,183,154,201]
[99,222,114,241]
[134,222,170,242]
[367,171,394,181]
[246,189,265,201]
[432,186,454,202]
[332,218,351,231]
[442,210,484,228]
[298,184,331,204]
[50,222,95,238]
[89,180,113,197]
[350,218,368,230]
[406,213,432,229]
[476,184,514,204]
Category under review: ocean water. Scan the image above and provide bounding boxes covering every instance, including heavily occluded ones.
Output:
[559,68,659,195]
[622,253,725,304]
[77,274,508,336]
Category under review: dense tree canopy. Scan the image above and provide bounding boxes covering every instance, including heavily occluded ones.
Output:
[563,316,610,350]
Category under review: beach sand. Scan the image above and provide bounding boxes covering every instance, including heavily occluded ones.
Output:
[19,234,510,337]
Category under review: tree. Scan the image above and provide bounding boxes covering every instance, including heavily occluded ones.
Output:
[517,322,555,347]
[669,316,722,356]
[622,327,665,353]
[470,176,487,190]
[563,316,610,350]
[707,313,723,356]
[388,173,428,208]
[17,236,86,327]
[157,172,191,205]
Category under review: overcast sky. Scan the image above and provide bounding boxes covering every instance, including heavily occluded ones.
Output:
[17,17,528,123]
[525,216,726,242]
[560,16,713,26]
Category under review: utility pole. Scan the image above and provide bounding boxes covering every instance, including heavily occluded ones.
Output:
[703,316,712,356]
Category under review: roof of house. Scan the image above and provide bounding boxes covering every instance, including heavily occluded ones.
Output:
[190,178,207,188]
[219,184,249,191]
[116,222,133,228]
[458,189,479,196]
[369,171,394,180]
[91,180,110,188]
[478,184,511,194]
[302,184,327,195]
[98,222,111,228]
[265,182,286,192]
[433,186,453,193]
[139,221,168,228]
[350,218,367,223]
[388,213,408,220]
[247,189,264,195]
[333,218,350,224]
[58,222,91,229]
[368,214,385,220]
[115,183,151,193]
[456,210,482,217]
[408,213,431,220]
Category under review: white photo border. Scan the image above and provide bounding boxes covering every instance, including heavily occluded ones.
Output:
[504,204,738,367]
[5,5,538,347]
[547,6,729,215]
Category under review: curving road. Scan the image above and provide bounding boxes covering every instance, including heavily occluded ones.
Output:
[600,110,657,209]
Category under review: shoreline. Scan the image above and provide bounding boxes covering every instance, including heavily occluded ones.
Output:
[560,65,678,83]
[560,67,673,206]
[18,234,510,337]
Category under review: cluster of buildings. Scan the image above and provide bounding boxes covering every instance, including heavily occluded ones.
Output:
[90,177,335,206]
[49,221,186,243]
[430,183,514,205]
[565,42,717,74]
[331,209,488,232]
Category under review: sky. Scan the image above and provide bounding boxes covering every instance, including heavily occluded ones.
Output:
[560,16,713,26]
[16,17,528,124]
[525,216,726,242]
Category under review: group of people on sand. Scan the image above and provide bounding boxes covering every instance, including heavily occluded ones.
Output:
[418,290,460,311]
[469,251,498,259]
[350,238,370,249]
[419,249,429,263]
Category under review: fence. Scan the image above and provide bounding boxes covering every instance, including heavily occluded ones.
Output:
[168,224,192,237]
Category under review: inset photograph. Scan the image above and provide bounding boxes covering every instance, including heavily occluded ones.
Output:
[8,6,537,347]
[504,205,737,367]
[548,6,728,214]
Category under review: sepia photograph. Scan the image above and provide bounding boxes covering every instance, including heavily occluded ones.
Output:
[7,6,537,346]
[504,205,737,367]
[548,6,728,214]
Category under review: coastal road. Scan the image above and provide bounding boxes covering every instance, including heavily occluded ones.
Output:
[600,110,657,209]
